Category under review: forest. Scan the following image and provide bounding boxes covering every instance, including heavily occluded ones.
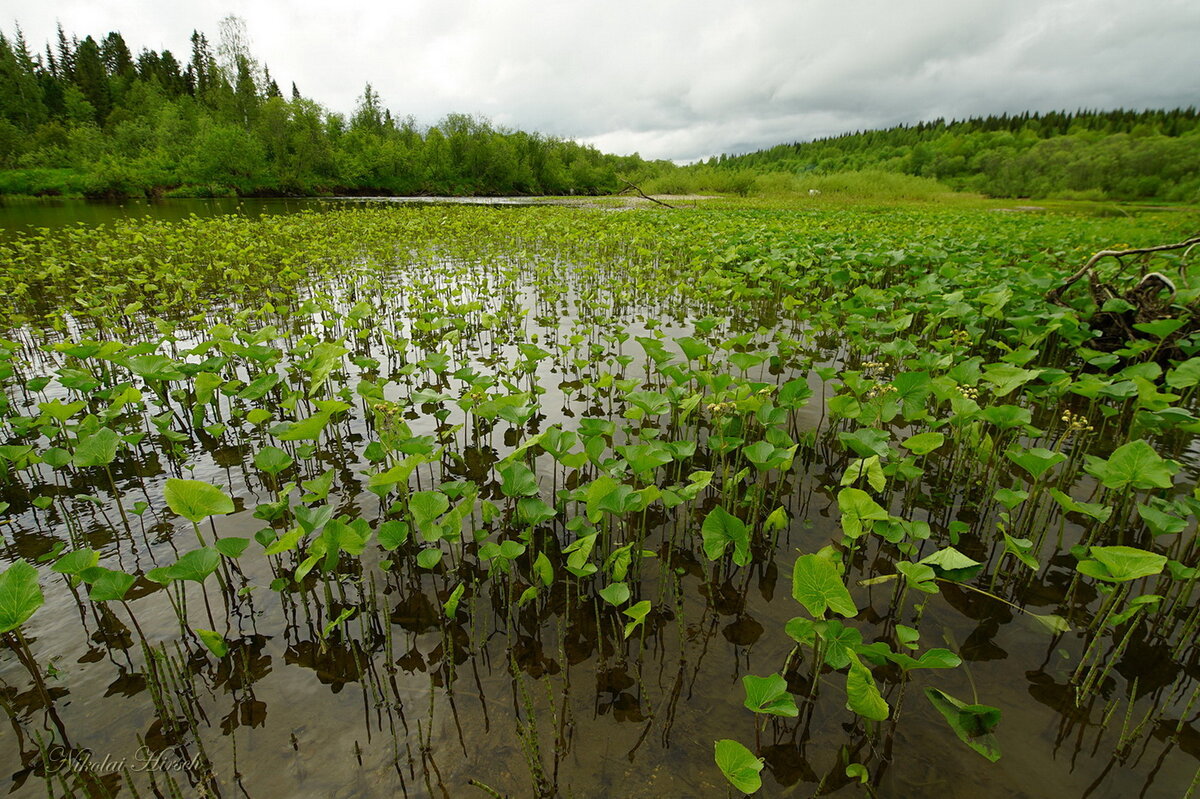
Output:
[0,21,662,197]
[674,109,1200,202]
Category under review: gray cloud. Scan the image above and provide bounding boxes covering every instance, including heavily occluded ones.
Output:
[6,0,1198,161]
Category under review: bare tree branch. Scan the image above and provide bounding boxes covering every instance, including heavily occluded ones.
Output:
[1046,235,1200,304]
[618,180,675,209]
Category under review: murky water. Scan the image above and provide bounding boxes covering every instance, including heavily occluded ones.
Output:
[0,205,1196,799]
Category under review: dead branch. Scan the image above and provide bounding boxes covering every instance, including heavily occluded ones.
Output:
[1045,235,1200,305]
[618,180,675,209]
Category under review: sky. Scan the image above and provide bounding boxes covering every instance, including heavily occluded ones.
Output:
[5,0,1199,162]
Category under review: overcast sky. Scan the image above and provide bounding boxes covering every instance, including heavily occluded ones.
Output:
[5,0,1199,162]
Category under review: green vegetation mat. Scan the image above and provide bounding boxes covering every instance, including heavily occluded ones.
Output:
[0,201,1198,796]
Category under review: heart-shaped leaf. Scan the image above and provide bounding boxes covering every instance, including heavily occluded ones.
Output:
[0,561,43,633]
[792,551,857,619]
[714,739,763,794]
[165,479,235,523]
[742,673,798,717]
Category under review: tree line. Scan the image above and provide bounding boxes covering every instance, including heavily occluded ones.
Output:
[0,19,665,198]
[702,109,1200,202]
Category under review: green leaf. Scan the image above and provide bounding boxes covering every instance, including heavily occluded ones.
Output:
[72,427,120,468]
[195,628,229,658]
[981,364,1041,397]
[792,551,857,619]
[164,478,235,523]
[896,624,920,649]
[377,520,410,550]
[742,673,799,717]
[1029,612,1072,634]
[500,540,526,560]
[1133,317,1185,339]
[52,549,100,576]
[368,455,423,490]
[619,442,673,474]
[409,490,450,529]
[532,552,553,587]
[622,600,651,639]
[701,505,750,565]
[902,431,945,455]
[914,648,963,669]
[517,497,557,526]
[1048,489,1112,522]
[846,657,889,721]
[840,456,886,493]
[828,394,861,419]
[1083,439,1178,491]
[124,354,184,382]
[895,561,939,593]
[498,461,539,497]
[238,372,281,401]
[167,548,221,584]
[784,616,815,644]
[1002,533,1039,571]
[1137,503,1187,536]
[599,582,631,607]
[443,583,465,618]
[253,446,293,475]
[306,342,350,395]
[41,447,71,469]
[263,527,304,556]
[742,440,782,471]
[295,553,321,581]
[1005,446,1066,480]
[215,537,250,559]
[979,404,1032,429]
[318,519,371,569]
[1166,358,1200,389]
[246,408,272,426]
[924,688,1002,762]
[0,561,43,633]
[675,336,713,361]
[837,488,888,539]
[85,568,136,602]
[839,427,890,458]
[1077,545,1167,582]
[585,476,621,523]
[320,607,355,638]
[194,371,223,405]
[816,619,863,669]
[300,469,335,502]
[714,739,763,795]
[993,488,1029,510]
[416,548,443,569]
[919,547,982,581]
[886,646,963,671]
[274,411,332,441]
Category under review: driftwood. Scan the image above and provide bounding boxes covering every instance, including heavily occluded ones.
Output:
[1045,236,1200,304]
[616,180,675,209]
[1045,235,1200,354]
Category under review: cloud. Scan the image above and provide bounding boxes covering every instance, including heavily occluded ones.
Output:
[8,0,1199,161]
